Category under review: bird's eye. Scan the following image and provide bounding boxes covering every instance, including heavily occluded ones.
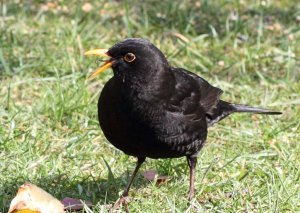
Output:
[123,53,136,63]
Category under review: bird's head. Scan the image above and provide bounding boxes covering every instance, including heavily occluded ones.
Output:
[85,38,170,83]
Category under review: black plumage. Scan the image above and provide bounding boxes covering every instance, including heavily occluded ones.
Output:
[85,38,281,208]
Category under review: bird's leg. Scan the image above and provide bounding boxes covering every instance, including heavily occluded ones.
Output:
[187,156,197,200]
[121,157,146,197]
[113,157,146,210]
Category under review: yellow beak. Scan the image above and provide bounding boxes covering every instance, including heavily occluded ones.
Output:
[84,49,113,80]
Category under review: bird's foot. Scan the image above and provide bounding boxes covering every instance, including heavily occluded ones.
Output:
[111,195,130,212]
[187,190,194,201]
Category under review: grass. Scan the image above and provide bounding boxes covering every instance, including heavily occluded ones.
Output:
[0,0,299,212]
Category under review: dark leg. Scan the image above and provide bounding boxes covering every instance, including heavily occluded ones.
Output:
[186,156,197,200]
[113,157,146,210]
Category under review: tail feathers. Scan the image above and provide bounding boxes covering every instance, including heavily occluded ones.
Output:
[231,103,282,115]
[206,100,281,127]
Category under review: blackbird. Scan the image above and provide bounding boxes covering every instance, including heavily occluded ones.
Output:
[85,38,281,207]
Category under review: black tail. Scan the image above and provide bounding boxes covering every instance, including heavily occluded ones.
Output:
[207,100,281,127]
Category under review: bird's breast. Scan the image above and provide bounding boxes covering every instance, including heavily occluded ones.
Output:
[97,78,207,158]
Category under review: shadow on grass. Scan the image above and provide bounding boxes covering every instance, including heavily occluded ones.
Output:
[0,173,139,211]
[1,157,189,212]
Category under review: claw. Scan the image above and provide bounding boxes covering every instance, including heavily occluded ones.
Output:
[111,195,130,212]
[187,190,195,201]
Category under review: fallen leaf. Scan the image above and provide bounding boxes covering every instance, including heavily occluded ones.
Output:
[8,183,64,213]
[142,169,157,181]
[61,197,93,211]
[82,3,93,12]
[266,23,282,32]
[142,170,169,186]
[156,175,169,186]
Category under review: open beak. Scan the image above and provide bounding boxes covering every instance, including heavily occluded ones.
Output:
[84,49,113,80]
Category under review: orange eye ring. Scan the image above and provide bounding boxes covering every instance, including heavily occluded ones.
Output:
[123,53,136,63]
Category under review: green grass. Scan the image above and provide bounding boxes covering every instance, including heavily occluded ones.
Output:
[0,0,299,212]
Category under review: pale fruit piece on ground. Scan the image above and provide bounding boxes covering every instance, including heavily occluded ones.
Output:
[8,182,64,213]
[11,209,40,213]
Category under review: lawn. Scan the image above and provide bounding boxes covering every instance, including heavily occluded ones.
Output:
[0,0,299,212]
